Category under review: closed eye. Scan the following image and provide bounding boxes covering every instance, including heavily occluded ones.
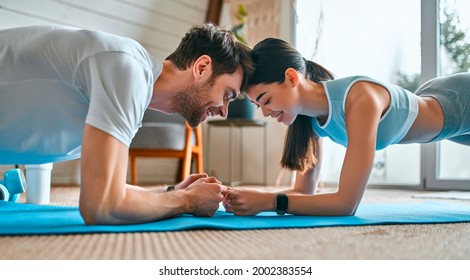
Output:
[224,89,238,101]
[247,99,260,109]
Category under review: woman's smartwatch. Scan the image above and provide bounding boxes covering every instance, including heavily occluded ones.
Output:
[275,193,288,215]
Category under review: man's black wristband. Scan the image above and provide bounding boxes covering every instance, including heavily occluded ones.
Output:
[166,185,175,192]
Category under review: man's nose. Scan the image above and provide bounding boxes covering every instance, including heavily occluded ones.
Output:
[219,102,229,118]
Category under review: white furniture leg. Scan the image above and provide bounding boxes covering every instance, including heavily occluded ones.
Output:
[24,163,53,204]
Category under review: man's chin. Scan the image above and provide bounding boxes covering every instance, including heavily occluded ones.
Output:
[186,116,204,128]
[178,110,206,128]
[201,114,209,123]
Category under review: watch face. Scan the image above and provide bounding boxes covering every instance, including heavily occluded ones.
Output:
[275,194,288,215]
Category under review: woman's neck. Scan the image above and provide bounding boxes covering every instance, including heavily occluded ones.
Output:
[298,78,329,119]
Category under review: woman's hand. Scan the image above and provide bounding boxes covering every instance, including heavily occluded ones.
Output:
[223,188,274,216]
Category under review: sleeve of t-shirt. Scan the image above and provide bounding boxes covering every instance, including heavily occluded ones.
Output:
[79,52,153,147]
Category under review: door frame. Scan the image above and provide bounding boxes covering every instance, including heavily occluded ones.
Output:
[421,0,470,190]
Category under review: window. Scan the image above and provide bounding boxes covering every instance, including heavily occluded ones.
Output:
[296,0,421,186]
[296,0,470,189]
[436,0,470,182]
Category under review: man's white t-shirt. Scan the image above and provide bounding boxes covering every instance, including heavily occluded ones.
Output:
[0,25,162,164]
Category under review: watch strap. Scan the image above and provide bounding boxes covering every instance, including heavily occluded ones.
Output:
[275,193,288,215]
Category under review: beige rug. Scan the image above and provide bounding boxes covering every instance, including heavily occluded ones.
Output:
[2,185,470,260]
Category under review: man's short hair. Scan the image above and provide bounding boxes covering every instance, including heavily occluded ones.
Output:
[166,23,253,93]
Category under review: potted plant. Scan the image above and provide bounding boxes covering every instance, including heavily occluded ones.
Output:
[227,4,256,120]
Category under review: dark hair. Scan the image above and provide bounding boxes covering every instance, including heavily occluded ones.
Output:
[248,38,334,172]
[166,23,253,92]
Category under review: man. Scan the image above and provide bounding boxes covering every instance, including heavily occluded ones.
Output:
[0,23,253,224]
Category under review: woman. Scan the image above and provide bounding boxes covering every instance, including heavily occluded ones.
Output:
[223,38,470,216]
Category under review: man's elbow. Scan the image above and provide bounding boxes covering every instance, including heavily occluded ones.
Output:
[79,203,98,225]
[79,201,113,225]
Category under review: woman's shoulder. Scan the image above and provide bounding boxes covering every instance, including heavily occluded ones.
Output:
[323,75,379,91]
[324,75,376,85]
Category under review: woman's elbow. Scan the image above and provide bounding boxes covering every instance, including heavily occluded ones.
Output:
[334,190,363,216]
[341,207,357,216]
[329,196,359,216]
[338,200,359,216]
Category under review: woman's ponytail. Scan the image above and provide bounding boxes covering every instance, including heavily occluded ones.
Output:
[304,58,334,82]
[281,58,334,173]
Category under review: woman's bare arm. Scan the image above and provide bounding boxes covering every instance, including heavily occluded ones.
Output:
[228,82,387,216]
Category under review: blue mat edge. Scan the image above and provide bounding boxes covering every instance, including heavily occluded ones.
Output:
[1,201,470,236]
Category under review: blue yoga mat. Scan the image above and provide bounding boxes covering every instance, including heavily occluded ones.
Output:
[1,200,470,236]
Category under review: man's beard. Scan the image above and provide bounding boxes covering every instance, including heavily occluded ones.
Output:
[171,81,212,128]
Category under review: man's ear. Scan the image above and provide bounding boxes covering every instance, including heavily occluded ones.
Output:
[285,68,299,87]
[192,55,212,81]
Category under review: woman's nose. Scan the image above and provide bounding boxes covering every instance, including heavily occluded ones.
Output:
[261,106,270,117]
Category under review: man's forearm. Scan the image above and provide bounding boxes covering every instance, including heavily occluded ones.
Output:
[81,185,190,225]
[126,184,171,193]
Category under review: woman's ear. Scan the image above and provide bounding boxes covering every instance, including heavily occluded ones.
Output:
[285,68,300,87]
[192,55,213,81]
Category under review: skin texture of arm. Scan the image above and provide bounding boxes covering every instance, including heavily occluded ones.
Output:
[79,124,226,225]
[226,82,387,216]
